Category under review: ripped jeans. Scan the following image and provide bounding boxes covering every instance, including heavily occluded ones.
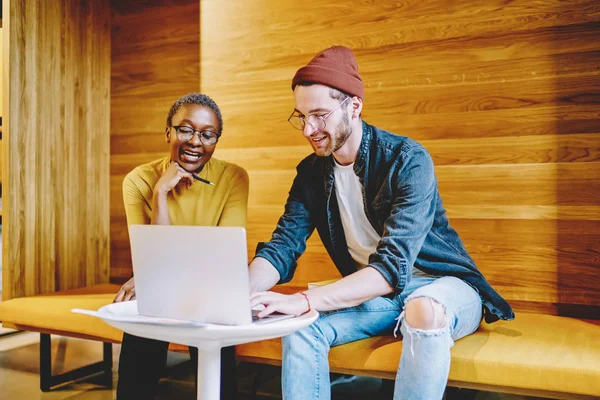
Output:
[281,276,482,400]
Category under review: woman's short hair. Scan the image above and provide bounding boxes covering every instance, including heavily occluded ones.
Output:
[166,93,223,133]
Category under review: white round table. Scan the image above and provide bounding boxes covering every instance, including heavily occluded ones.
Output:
[74,301,318,400]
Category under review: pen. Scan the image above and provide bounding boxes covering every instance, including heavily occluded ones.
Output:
[192,174,215,186]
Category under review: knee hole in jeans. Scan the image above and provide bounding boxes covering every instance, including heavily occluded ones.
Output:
[404,297,446,330]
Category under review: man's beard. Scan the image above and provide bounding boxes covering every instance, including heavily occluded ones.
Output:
[315,109,352,157]
[331,109,352,153]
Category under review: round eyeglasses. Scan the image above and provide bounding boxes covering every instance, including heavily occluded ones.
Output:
[288,97,351,131]
[172,126,221,146]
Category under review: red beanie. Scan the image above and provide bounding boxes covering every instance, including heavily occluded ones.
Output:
[292,46,364,99]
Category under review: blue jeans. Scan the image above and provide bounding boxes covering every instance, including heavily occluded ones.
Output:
[281,276,483,400]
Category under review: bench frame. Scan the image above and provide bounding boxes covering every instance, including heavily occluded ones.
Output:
[39,332,113,392]
[2,322,118,392]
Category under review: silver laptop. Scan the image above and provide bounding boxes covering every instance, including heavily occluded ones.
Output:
[129,225,293,325]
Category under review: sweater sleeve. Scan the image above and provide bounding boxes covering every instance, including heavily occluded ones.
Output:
[122,172,152,226]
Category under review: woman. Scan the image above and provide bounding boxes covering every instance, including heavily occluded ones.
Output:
[114,93,249,399]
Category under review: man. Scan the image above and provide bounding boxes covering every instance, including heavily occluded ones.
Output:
[249,46,514,399]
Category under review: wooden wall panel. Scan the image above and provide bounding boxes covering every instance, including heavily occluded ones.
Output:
[0,27,3,118]
[106,1,600,317]
[109,0,200,282]
[2,0,111,300]
[200,0,600,317]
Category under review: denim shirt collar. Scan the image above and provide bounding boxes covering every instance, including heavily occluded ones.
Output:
[323,119,372,198]
[353,120,372,178]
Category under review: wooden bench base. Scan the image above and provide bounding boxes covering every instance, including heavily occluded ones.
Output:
[39,333,112,392]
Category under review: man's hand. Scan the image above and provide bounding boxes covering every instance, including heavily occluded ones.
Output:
[250,291,310,318]
[114,277,136,303]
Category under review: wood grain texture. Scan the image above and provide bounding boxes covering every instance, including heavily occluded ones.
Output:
[0,27,3,119]
[106,1,600,318]
[2,0,111,300]
[198,0,600,317]
[109,0,200,281]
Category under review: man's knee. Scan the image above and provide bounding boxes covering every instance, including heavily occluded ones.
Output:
[404,297,446,330]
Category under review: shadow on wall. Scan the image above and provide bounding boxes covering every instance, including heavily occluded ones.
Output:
[554,13,600,319]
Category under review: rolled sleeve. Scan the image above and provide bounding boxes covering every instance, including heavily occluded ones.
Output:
[122,173,152,226]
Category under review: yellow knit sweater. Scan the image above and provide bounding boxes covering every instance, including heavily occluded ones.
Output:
[122,156,249,227]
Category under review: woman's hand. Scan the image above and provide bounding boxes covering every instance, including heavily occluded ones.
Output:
[114,277,136,302]
[250,291,310,318]
[155,162,194,194]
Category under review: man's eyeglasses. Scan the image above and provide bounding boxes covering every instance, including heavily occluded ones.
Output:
[172,126,221,146]
[288,97,351,131]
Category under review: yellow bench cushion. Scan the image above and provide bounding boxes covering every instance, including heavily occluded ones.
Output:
[0,284,123,342]
[0,285,196,353]
[3,285,599,396]
[237,313,600,397]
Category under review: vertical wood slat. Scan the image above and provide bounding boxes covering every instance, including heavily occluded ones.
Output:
[88,1,112,287]
[1,1,8,297]
[2,0,110,300]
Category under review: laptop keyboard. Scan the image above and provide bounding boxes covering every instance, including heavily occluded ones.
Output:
[251,309,295,324]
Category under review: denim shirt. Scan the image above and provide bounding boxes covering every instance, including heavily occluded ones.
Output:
[256,121,514,323]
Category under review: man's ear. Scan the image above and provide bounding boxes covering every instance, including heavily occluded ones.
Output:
[351,96,363,118]
[165,127,170,143]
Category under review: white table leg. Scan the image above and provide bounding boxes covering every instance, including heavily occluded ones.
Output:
[196,346,222,400]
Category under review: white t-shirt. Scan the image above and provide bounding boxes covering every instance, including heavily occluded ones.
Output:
[333,162,380,268]
[333,161,429,277]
